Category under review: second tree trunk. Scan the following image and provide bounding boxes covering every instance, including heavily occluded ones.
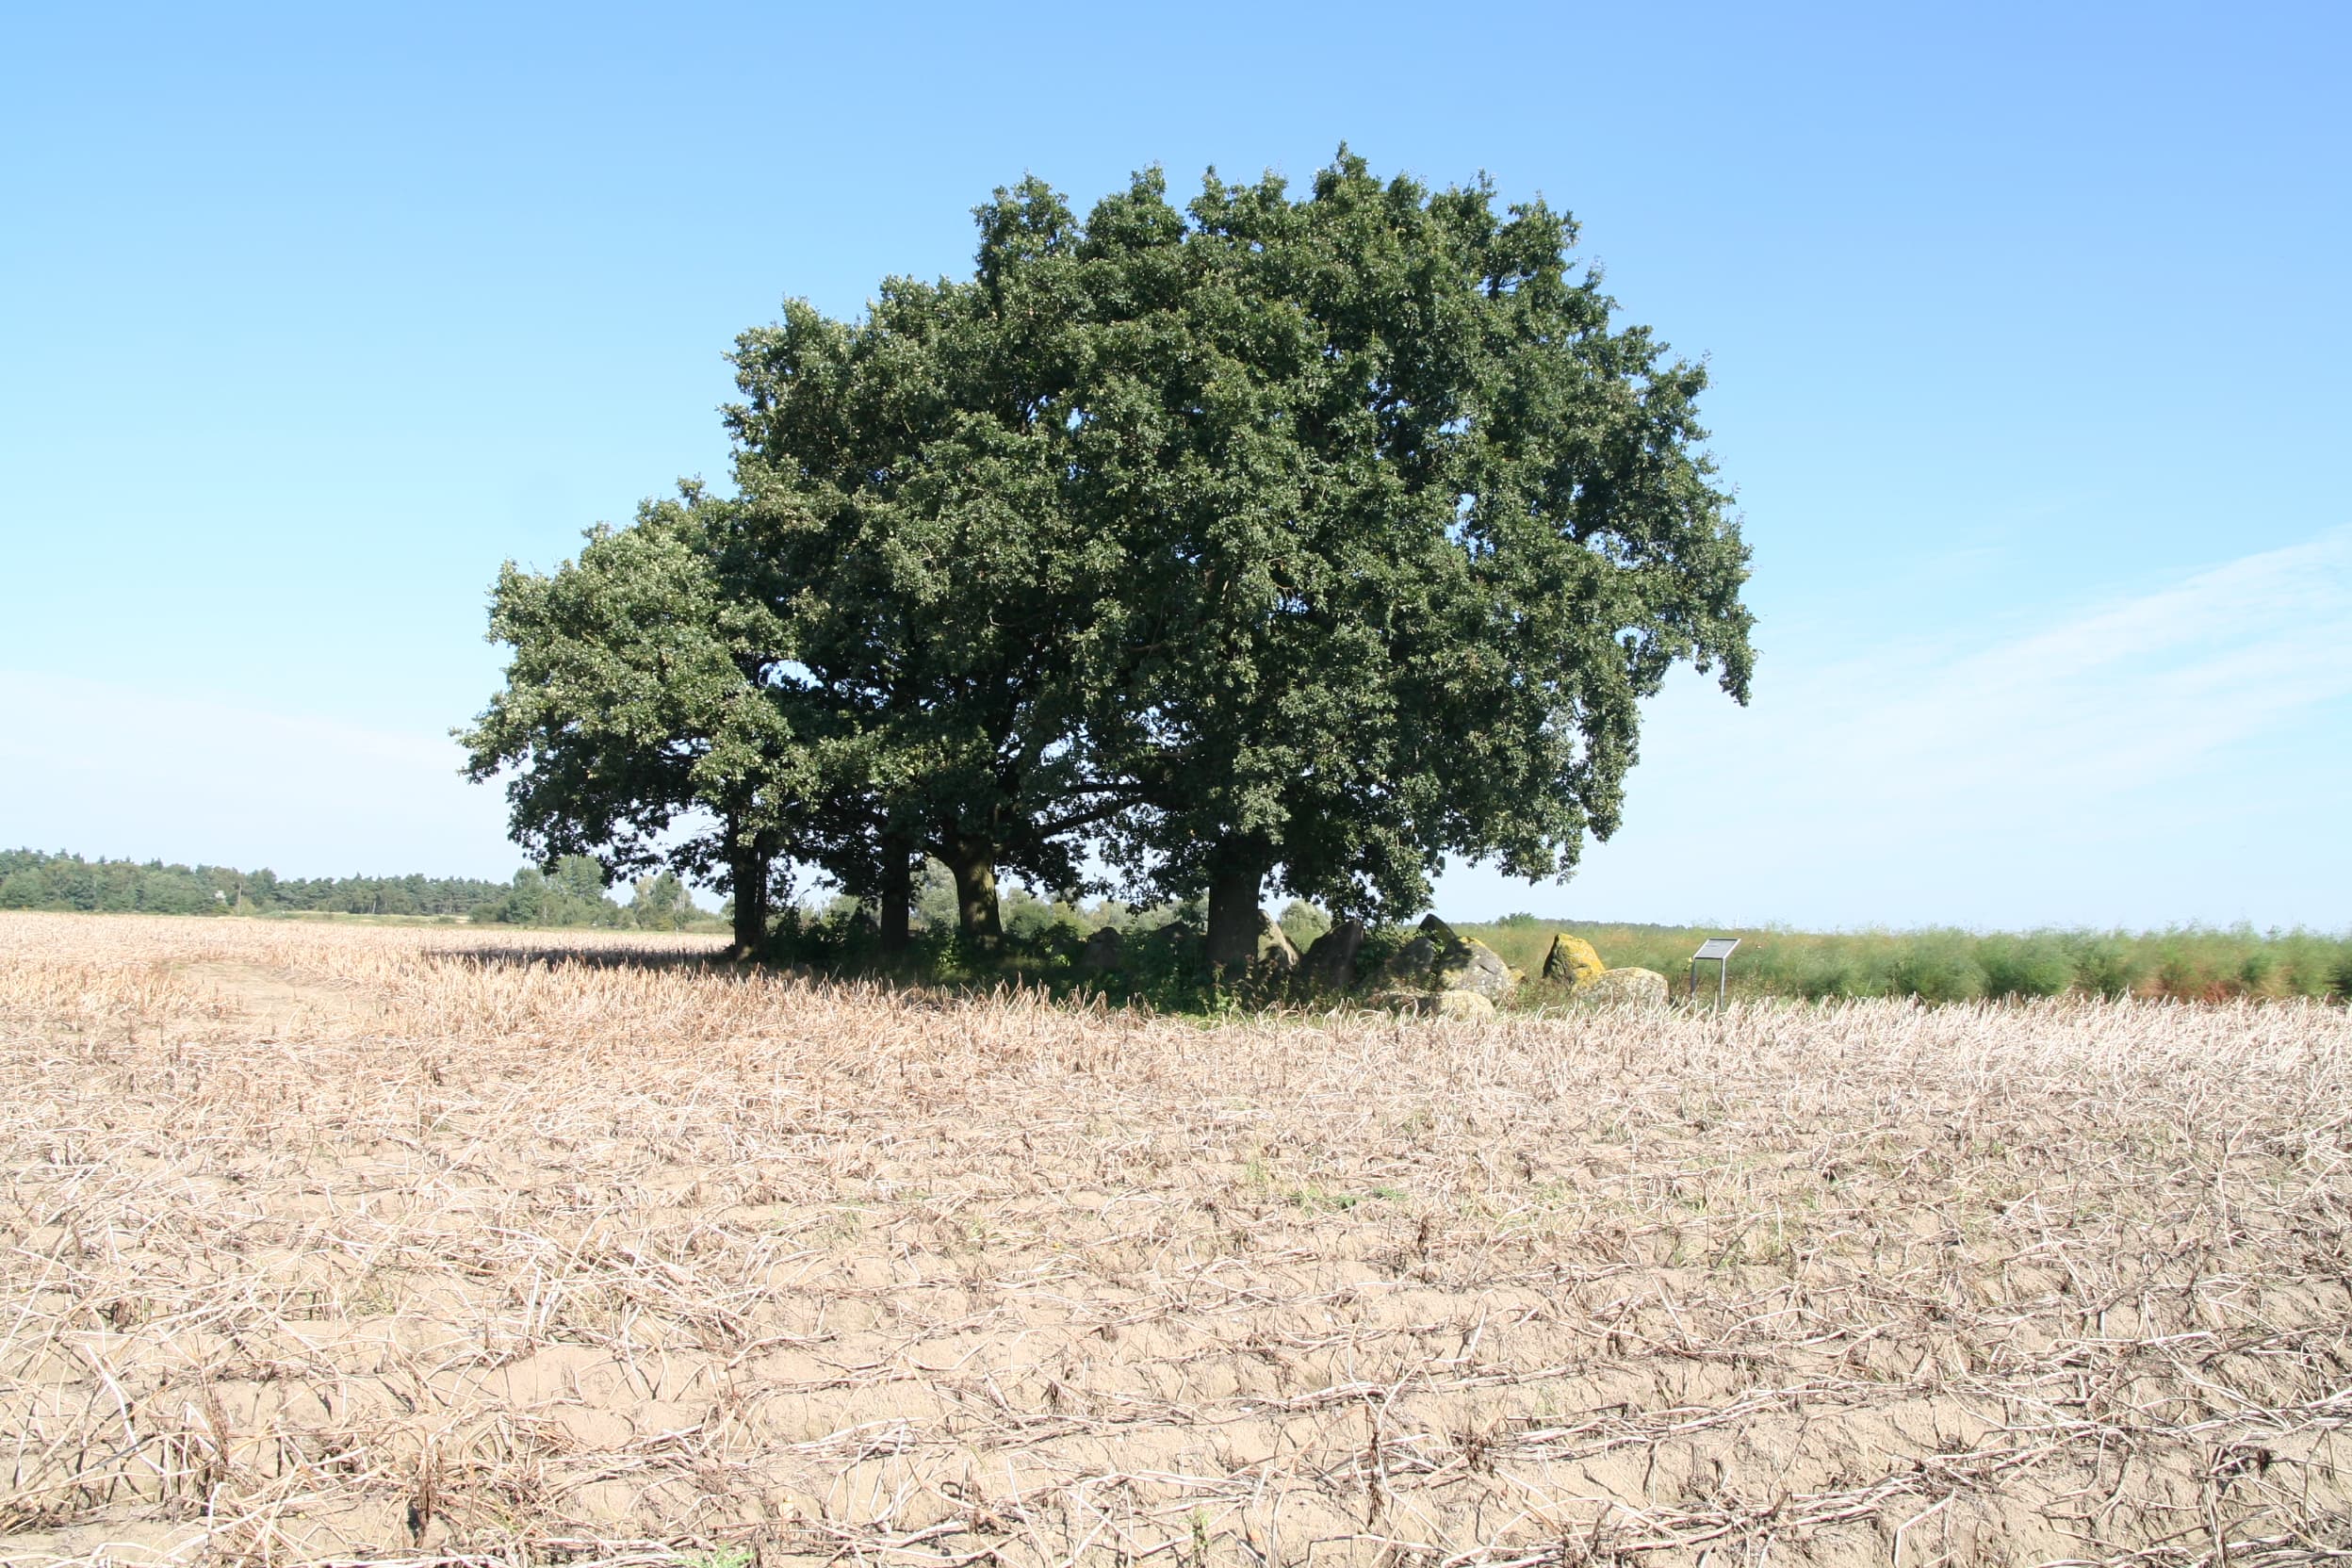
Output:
[945,840,1003,954]
[727,847,770,960]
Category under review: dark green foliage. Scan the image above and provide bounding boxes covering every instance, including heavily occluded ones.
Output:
[1354,922,1419,979]
[724,199,1121,952]
[1886,933,1988,1004]
[1979,935,2080,998]
[0,848,508,918]
[458,487,810,956]
[1059,153,1753,968]
[2063,934,2149,1000]
[754,877,1239,1013]
[628,871,696,932]
[468,150,1754,978]
[1002,887,1090,953]
[466,856,661,928]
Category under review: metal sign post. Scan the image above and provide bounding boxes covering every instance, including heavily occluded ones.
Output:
[1690,937,1740,1008]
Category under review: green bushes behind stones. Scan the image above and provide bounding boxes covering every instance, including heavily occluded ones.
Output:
[1459,918,2351,1005]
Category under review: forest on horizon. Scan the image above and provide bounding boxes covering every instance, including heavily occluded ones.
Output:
[0,848,708,930]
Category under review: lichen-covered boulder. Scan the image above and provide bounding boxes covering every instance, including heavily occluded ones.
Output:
[1542,933,1606,988]
[1383,914,1517,1001]
[1295,919,1365,995]
[1368,988,1496,1020]
[1445,941,1514,1000]
[1431,989,1496,1020]
[1576,966,1669,1007]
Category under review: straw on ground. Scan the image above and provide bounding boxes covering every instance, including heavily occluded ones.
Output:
[3,913,2347,1566]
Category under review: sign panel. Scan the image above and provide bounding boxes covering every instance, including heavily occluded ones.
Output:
[1693,937,1740,961]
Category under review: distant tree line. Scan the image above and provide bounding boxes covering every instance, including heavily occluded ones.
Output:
[465,150,1756,968]
[481,858,705,930]
[0,848,708,931]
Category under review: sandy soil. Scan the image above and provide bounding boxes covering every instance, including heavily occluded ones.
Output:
[2,912,2348,1566]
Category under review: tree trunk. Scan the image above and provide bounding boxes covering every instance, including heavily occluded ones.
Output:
[877,829,912,957]
[728,845,770,960]
[1204,860,1265,978]
[944,835,1003,955]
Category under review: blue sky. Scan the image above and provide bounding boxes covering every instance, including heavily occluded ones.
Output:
[3,1,2345,928]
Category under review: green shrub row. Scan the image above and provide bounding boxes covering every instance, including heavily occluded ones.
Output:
[1461,917,2352,1004]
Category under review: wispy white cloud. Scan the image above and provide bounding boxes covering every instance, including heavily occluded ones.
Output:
[1786,526,2352,811]
[1441,527,2352,927]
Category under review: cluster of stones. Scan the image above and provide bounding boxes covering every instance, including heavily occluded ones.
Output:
[1382,916,1672,1015]
[1080,913,1669,1016]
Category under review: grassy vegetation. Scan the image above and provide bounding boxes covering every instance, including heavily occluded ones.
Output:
[1462,914,2352,1004]
[27,852,2343,1007]
[773,877,2351,1008]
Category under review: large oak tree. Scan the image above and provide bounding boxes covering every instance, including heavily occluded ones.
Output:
[467,151,1755,973]
[1055,153,1754,971]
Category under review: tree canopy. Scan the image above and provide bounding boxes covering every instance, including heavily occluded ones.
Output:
[466,149,1755,973]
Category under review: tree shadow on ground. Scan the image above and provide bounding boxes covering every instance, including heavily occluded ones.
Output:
[442,939,1226,1012]
[445,943,740,975]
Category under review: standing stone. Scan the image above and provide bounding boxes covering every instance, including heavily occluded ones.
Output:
[1542,933,1606,988]
[1382,935,1439,988]
[1381,913,1458,989]
[1080,926,1125,974]
[1444,939,1515,1000]
[1384,913,1517,1001]
[1295,919,1366,995]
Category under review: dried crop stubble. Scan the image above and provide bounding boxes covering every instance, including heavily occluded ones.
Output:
[2,912,2348,1567]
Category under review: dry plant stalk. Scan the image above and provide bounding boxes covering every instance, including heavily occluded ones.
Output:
[2,910,2348,1567]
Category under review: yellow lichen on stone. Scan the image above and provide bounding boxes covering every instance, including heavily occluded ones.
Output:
[1432,989,1496,1020]
[1542,933,1605,988]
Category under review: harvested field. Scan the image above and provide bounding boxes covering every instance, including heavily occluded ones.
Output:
[3,913,2350,1566]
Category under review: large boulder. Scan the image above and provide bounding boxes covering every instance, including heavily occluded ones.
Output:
[1450,942,1516,1001]
[1576,966,1670,1007]
[1542,933,1606,988]
[1295,919,1365,996]
[1383,914,1516,1001]
[1079,926,1125,974]
[1432,989,1497,1021]
[1369,988,1496,1020]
